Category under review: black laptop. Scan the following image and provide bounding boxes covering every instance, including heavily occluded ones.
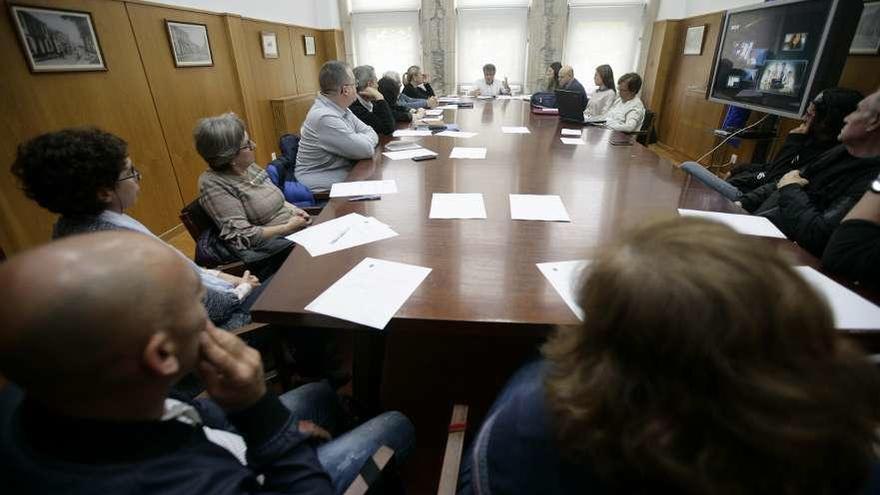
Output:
[556,89,604,125]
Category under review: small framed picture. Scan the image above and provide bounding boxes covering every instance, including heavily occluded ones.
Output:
[9,4,107,73]
[851,2,880,55]
[304,35,316,56]
[261,31,278,59]
[683,24,706,55]
[165,20,213,67]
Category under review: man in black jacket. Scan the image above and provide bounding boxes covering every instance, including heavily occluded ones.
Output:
[738,89,880,257]
[350,65,396,136]
[0,232,414,494]
[822,88,880,284]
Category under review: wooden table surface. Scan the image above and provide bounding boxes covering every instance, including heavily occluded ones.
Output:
[251,98,843,333]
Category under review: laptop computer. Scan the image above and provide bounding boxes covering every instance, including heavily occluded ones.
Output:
[556,89,605,125]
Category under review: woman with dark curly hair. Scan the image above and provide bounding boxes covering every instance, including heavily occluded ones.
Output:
[458,217,880,495]
[11,127,263,330]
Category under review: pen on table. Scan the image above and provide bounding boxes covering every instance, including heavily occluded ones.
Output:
[330,226,351,244]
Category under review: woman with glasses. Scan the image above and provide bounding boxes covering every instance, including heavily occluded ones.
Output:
[11,127,261,331]
[195,112,312,270]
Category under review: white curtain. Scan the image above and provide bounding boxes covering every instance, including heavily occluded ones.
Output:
[456,7,529,88]
[351,11,422,80]
[349,0,420,13]
[563,5,645,92]
[456,0,529,7]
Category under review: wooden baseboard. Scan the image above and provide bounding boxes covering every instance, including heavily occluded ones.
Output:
[158,223,186,241]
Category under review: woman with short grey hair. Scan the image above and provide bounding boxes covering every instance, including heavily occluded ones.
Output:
[195,112,311,258]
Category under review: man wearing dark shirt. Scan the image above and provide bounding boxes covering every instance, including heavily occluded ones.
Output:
[349,65,396,136]
[0,232,414,494]
[557,65,588,113]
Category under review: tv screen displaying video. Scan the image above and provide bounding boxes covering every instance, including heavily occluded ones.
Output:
[708,0,862,119]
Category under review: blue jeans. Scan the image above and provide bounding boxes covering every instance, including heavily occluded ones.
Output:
[279,382,415,494]
[681,161,743,201]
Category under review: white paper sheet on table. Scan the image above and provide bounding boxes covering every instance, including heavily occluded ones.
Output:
[476,95,494,99]
[429,193,487,219]
[561,129,582,136]
[285,213,398,256]
[392,129,433,137]
[502,126,531,134]
[536,260,589,320]
[560,137,585,145]
[677,209,787,239]
[449,147,487,159]
[509,194,571,222]
[436,104,459,110]
[421,118,444,124]
[305,258,432,330]
[794,266,880,330]
[435,130,477,138]
[425,109,444,116]
[382,148,438,160]
[438,97,460,103]
[497,95,514,100]
[519,94,532,100]
[329,180,398,198]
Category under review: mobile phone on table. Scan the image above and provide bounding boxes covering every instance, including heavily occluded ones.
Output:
[412,155,437,162]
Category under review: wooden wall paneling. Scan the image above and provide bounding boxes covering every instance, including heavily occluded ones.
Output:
[271,94,318,139]
[223,15,261,161]
[289,26,327,95]
[236,18,300,165]
[641,20,680,125]
[322,29,345,61]
[127,2,245,203]
[0,0,183,254]
[839,55,880,100]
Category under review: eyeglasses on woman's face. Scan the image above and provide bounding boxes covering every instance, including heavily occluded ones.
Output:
[238,138,256,152]
[117,165,141,183]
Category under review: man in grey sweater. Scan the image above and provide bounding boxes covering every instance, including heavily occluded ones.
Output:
[295,61,379,191]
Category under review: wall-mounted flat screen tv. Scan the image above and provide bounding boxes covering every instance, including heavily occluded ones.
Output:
[708,0,863,119]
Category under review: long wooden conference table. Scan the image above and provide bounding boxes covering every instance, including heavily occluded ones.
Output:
[251,97,877,412]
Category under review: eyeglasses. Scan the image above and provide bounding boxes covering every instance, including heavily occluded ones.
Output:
[117,166,141,183]
[238,139,256,152]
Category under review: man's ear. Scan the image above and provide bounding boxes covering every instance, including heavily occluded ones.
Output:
[866,112,880,134]
[142,332,180,378]
[97,187,114,205]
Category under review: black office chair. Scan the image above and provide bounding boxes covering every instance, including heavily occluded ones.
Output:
[633,110,656,146]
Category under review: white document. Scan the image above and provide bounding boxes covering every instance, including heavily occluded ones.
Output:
[449,147,487,159]
[519,94,533,100]
[436,104,459,110]
[560,137,585,145]
[501,126,531,134]
[285,213,398,257]
[795,267,880,330]
[536,260,590,321]
[561,129,582,136]
[329,180,398,198]
[382,148,438,160]
[425,109,444,116]
[509,194,571,222]
[305,258,432,330]
[438,96,460,103]
[497,95,514,100]
[476,95,494,99]
[392,129,433,137]
[422,118,444,124]
[677,209,787,239]
[429,193,487,219]
[435,130,478,139]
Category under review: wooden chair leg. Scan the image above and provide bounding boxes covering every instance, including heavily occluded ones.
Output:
[437,404,469,495]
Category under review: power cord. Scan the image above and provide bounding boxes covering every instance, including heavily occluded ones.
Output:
[695,114,772,165]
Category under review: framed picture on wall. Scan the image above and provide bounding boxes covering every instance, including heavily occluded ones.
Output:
[304,35,316,56]
[683,25,706,55]
[261,31,279,59]
[850,2,880,55]
[9,4,107,73]
[165,20,213,67]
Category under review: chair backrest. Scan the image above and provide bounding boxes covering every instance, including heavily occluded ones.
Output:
[180,197,216,242]
[637,110,656,146]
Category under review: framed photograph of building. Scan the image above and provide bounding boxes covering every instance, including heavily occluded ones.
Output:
[9,4,106,73]
[850,2,880,55]
[261,31,278,59]
[165,20,213,67]
[683,25,706,55]
[303,35,316,56]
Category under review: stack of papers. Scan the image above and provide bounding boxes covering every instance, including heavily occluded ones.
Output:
[382,148,438,160]
[421,118,444,124]
[329,180,398,198]
[305,258,432,330]
[536,260,589,320]
[561,129,582,137]
[795,267,880,330]
[449,147,487,159]
[429,193,487,219]
[510,194,571,222]
[561,137,585,145]
[392,129,432,137]
[497,95,514,100]
[435,130,477,139]
[502,126,530,134]
[677,209,787,239]
[438,96,461,103]
[436,104,459,110]
[286,213,398,257]
[425,109,444,116]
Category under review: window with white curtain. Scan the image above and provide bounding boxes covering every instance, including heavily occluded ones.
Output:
[563,4,645,92]
[456,7,529,90]
[350,0,421,79]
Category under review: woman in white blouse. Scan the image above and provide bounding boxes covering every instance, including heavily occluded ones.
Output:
[585,64,617,118]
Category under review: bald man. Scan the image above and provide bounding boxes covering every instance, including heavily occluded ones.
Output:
[0,232,414,494]
[557,65,587,113]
